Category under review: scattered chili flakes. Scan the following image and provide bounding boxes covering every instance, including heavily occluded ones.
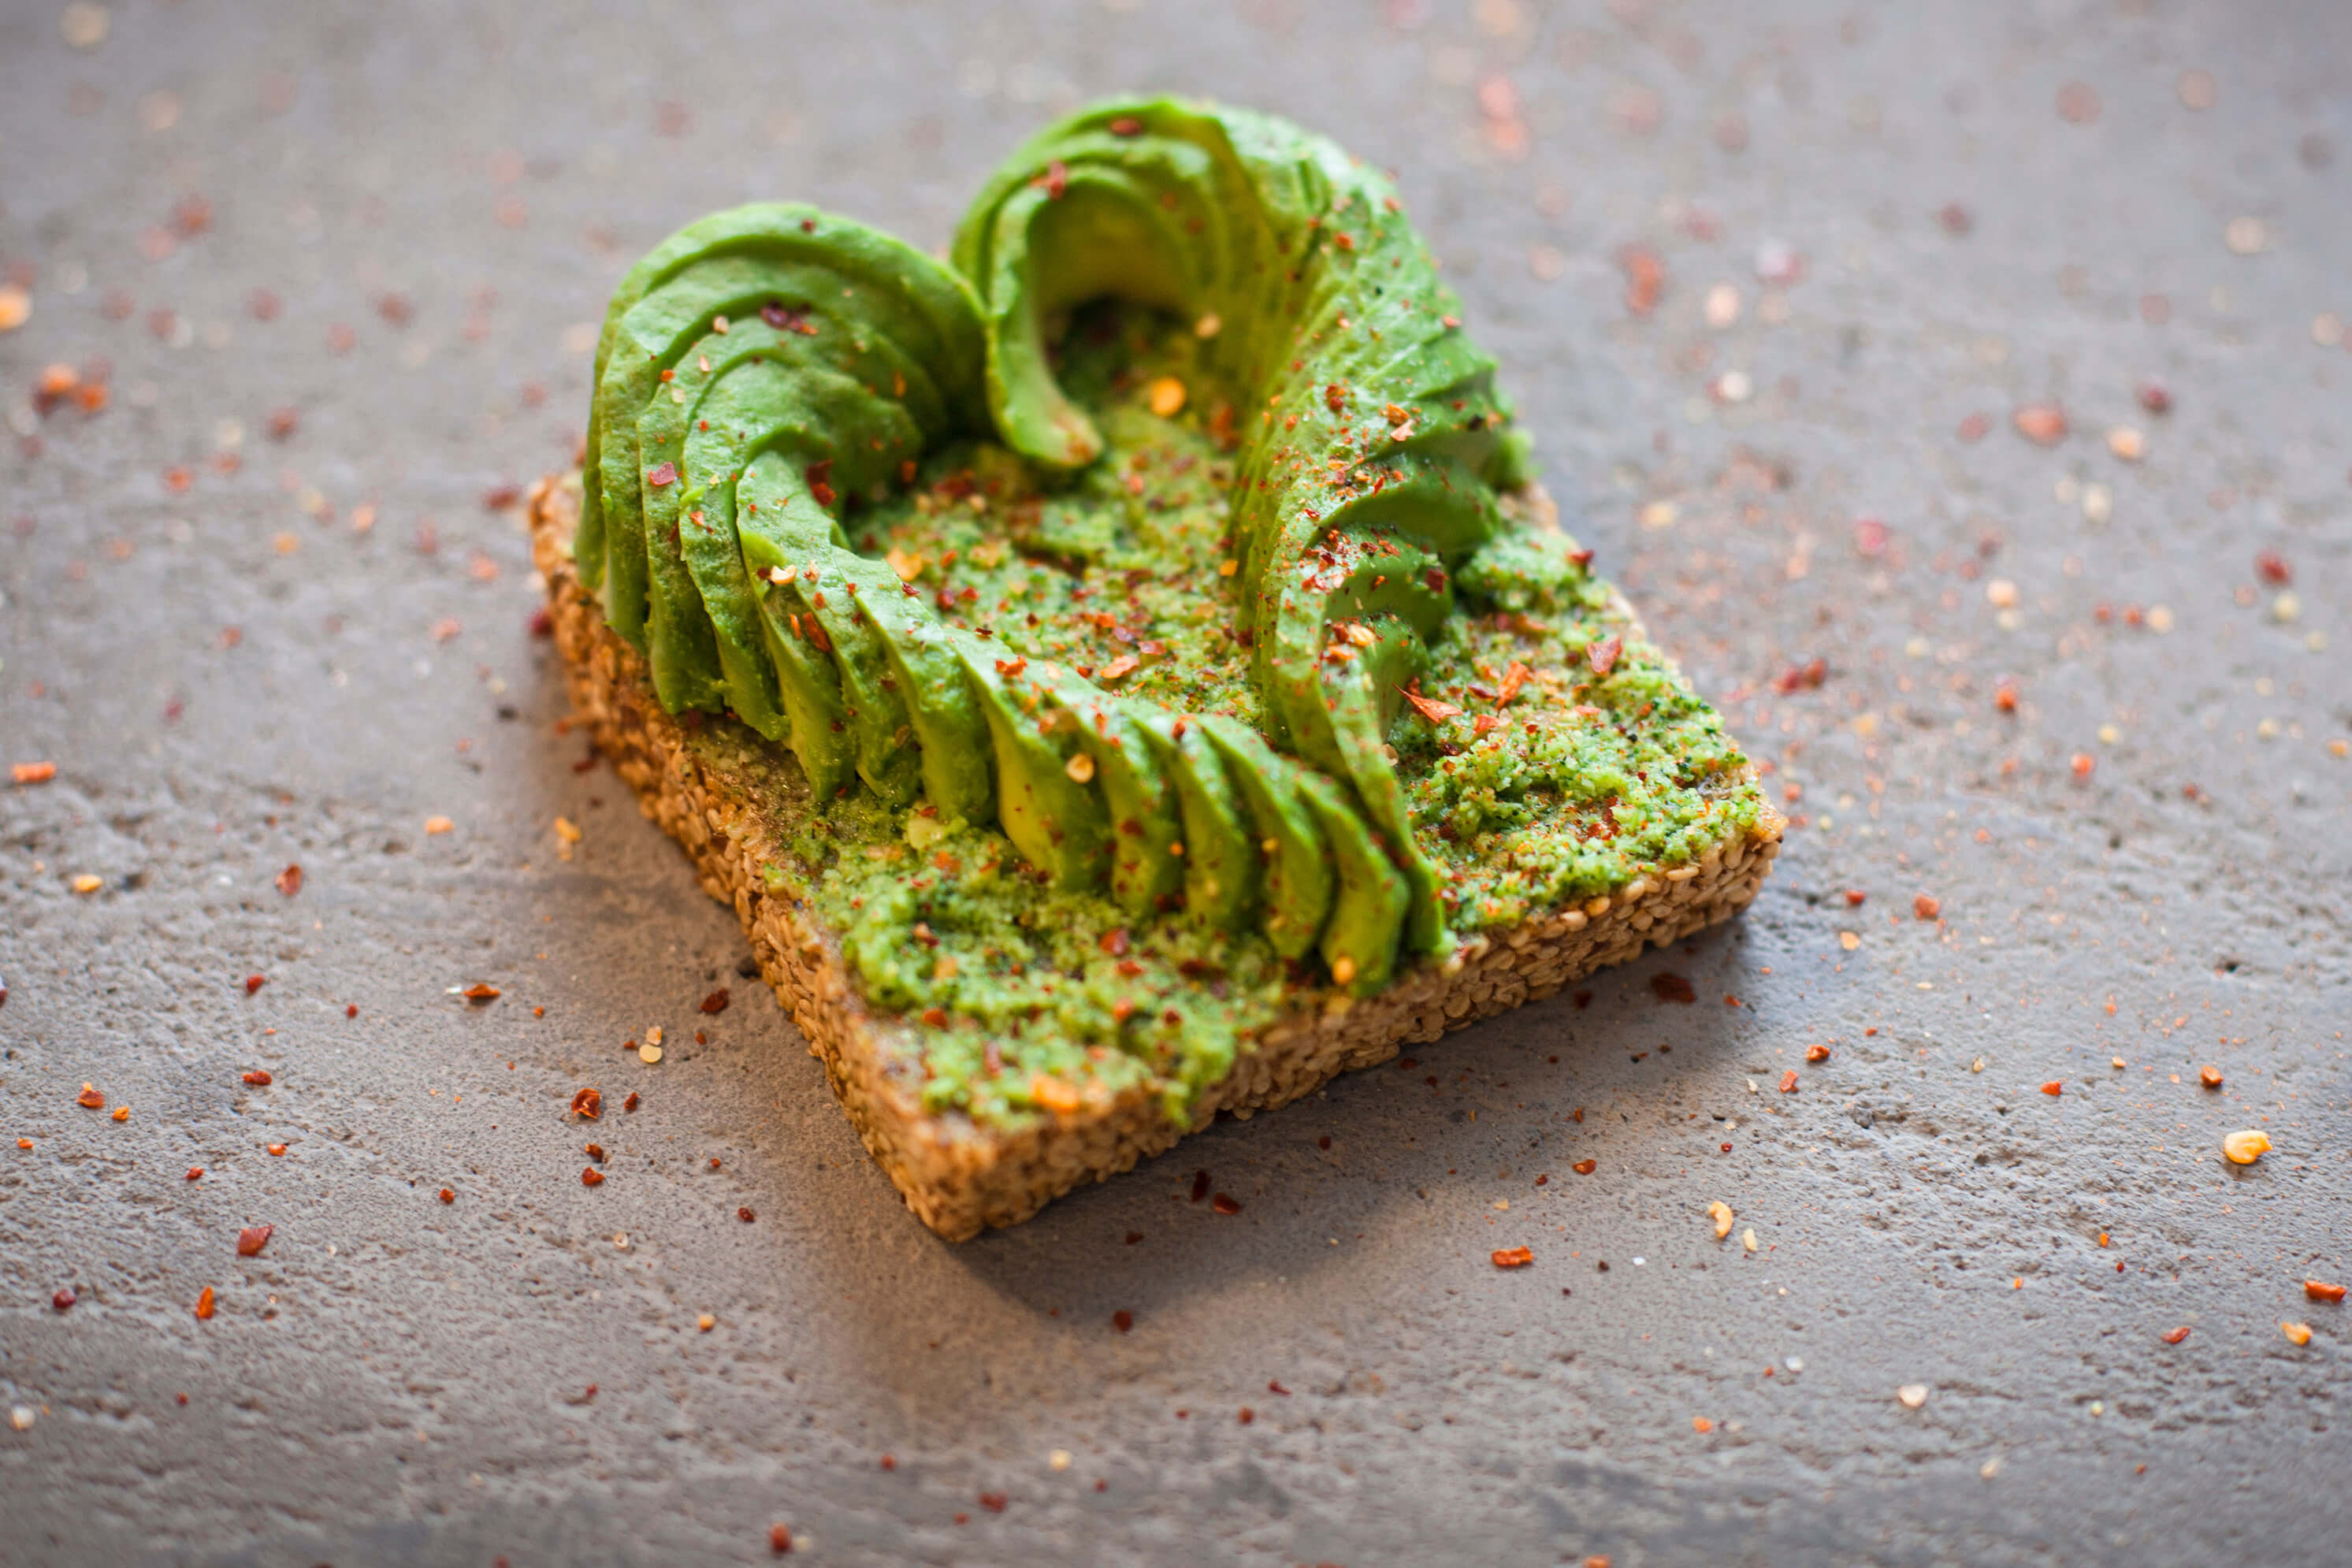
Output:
[1692,1416,1715,1434]
[738,1206,756,1223]
[2041,1081,2063,1097]
[1190,1170,1211,1202]
[1618,246,1666,314]
[571,1087,603,1120]
[700,987,730,1015]
[2305,1280,2346,1303]
[2282,1321,2313,1347]
[76,1083,105,1109]
[622,1091,640,1113]
[2198,1065,2224,1090]
[1399,680,1462,724]
[439,1188,455,1204]
[53,1287,76,1311]
[194,1286,215,1321]
[1572,1160,1597,1176]
[242,1070,272,1086]
[236,1225,273,1258]
[267,1143,287,1156]
[244,974,266,995]
[1778,1070,1800,1094]
[186,1167,203,1180]
[581,1167,605,1187]
[111,1106,129,1122]
[1492,1246,1534,1269]
[1805,1044,1830,1064]
[1914,894,1941,920]
[1650,972,1695,1005]
[1586,634,1623,676]
[275,864,303,897]
[463,983,500,1003]
[769,1523,793,1555]
[645,461,678,489]
[2161,1325,2191,1345]
[425,815,455,834]
[11,761,57,786]
[1211,1192,1243,1215]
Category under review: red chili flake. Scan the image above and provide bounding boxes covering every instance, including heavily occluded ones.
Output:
[11,760,58,785]
[879,1455,897,1470]
[1211,1192,1242,1215]
[1496,661,1533,706]
[1844,890,1867,907]
[1572,1160,1597,1175]
[1587,635,1622,677]
[463,983,500,1002]
[738,1206,756,1223]
[1853,516,1891,556]
[1043,159,1068,200]
[1399,681,1462,725]
[1771,657,1828,693]
[53,1287,76,1311]
[1238,1404,1257,1423]
[2254,550,2292,586]
[645,461,678,489]
[571,1087,602,1120]
[1938,203,1974,236]
[1492,1247,1534,1269]
[979,1492,1009,1514]
[2305,1280,2346,1302]
[2012,403,2068,445]
[1189,1170,1211,1202]
[1108,116,1144,136]
[250,288,282,321]
[375,292,414,327]
[236,1225,273,1258]
[585,1143,605,1164]
[805,459,836,507]
[1097,652,1140,682]
[1993,679,2019,714]
[1778,1070,1800,1094]
[439,1188,455,1203]
[242,1070,273,1086]
[186,1167,203,1180]
[77,1083,105,1109]
[266,1143,287,1156]
[2041,1081,2063,1097]
[274,864,303,897]
[481,483,522,511]
[622,1091,640,1112]
[1805,1044,1830,1064]
[921,1006,948,1028]
[244,974,266,995]
[1651,973,1696,1005]
[768,1523,793,1555]
[2071,753,2095,780]
[1100,928,1131,958]
[529,606,555,638]
[700,988,730,1016]
[581,1168,604,1187]
[2137,380,2172,415]
[346,1003,359,1019]
[2198,1065,2224,1090]
[1618,245,1666,315]
[266,405,299,440]
[1913,894,1941,921]
[2161,1325,2190,1345]
[1113,1310,1134,1332]
[194,1286,215,1321]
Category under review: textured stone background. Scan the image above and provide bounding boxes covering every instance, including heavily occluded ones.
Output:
[2,1,2347,1563]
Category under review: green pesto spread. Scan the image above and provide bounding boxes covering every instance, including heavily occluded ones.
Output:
[575,98,1767,1129]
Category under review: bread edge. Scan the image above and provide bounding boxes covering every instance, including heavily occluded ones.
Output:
[527,473,1783,1241]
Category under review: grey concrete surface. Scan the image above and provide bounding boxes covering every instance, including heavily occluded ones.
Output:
[2,1,2348,1563]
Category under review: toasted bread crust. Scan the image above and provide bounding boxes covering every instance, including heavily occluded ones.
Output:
[530,474,1782,1240]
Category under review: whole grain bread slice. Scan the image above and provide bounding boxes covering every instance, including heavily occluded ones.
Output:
[529,472,1782,1240]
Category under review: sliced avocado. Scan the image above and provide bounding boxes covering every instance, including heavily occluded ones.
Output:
[1197,715,1332,960]
[1029,674,1181,916]
[1124,707,1258,933]
[735,453,857,797]
[859,588,996,828]
[957,648,1111,890]
[1292,769,1409,994]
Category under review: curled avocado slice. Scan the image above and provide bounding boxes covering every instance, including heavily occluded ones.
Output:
[735,455,857,797]
[1196,716,1332,960]
[1291,770,1410,994]
[1030,674,1183,916]
[958,649,1112,890]
[1124,708,1258,934]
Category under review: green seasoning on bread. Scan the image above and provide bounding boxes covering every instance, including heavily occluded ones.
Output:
[555,98,1779,1217]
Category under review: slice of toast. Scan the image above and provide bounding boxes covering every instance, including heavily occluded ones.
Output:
[530,474,1782,1240]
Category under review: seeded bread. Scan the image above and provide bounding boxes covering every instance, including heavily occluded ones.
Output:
[530,474,1782,1241]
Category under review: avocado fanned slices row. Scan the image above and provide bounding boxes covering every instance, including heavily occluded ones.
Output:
[953,98,1536,963]
[581,199,1425,990]
[582,100,1569,996]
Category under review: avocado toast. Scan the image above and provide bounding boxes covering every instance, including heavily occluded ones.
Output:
[534,98,1782,1239]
